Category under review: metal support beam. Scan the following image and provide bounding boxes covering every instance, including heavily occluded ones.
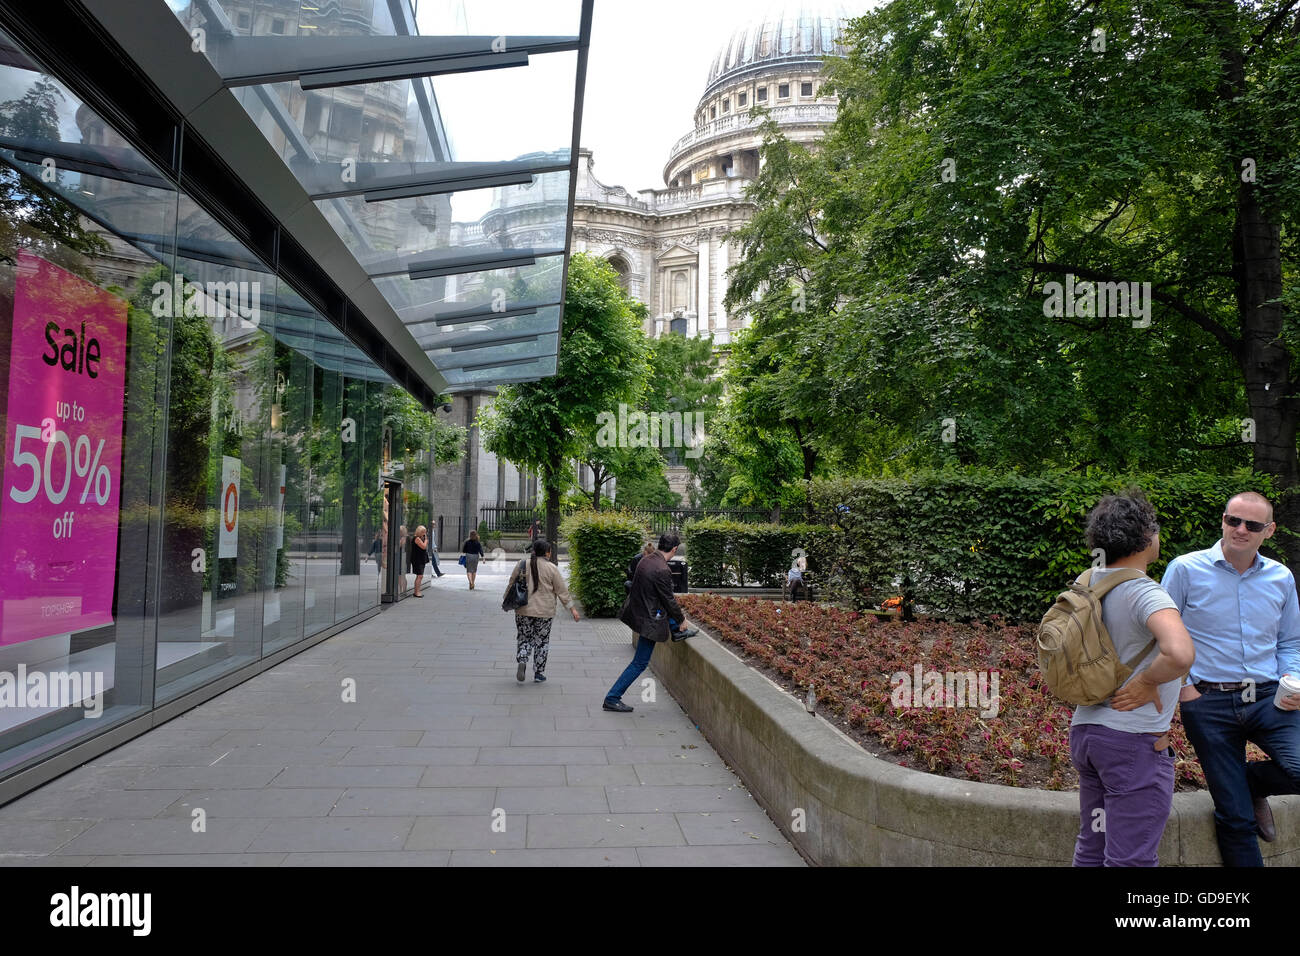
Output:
[208,35,578,89]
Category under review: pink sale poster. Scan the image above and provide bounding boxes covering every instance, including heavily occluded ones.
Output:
[0,251,127,646]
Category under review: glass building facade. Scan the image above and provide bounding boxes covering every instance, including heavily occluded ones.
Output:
[0,0,590,801]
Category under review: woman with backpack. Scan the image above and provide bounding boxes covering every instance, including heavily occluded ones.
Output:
[1064,493,1195,867]
[507,539,579,683]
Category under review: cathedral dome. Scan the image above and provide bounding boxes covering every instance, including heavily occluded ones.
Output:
[701,6,853,100]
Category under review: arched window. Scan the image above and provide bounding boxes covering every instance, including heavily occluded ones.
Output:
[607,254,630,292]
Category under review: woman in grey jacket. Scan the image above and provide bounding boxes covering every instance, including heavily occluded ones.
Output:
[508,539,579,683]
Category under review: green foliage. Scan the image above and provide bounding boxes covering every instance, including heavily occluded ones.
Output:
[0,76,110,264]
[806,469,1272,621]
[612,461,681,510]
[481,254,650,531]
[719,0,1300,552]
[684,518,824,588]
[559,509,647,616]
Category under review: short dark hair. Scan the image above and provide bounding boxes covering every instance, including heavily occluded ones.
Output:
[658,532,681,552]
[1226,491,1273,523]
[1086,492,1160,565]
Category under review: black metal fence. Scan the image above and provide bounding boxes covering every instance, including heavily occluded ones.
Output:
[479,507,541,533]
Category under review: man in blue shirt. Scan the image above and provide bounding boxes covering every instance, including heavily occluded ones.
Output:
[1162,491,1300,866]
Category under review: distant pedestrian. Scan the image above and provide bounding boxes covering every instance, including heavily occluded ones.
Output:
[427,525,444,578]
[410,526,429,597]
[528,517,541,544]
[367,531,382,577]
[462,529,484,590]
[508,539,579,683]
[603,532,695,713]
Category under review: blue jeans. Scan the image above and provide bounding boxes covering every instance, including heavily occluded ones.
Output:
[606,635,656,704]
[429,550,442,575]
[1179,681,1300,866]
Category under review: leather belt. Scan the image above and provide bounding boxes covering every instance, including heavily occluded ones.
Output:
[1194,681,1254,692]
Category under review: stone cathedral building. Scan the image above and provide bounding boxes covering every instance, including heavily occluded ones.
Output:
[435,6,855,533]
[571,7,850,345]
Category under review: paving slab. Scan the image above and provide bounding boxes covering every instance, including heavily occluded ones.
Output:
[0,567,802,866]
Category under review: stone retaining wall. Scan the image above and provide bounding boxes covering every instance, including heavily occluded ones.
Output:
[650,628,1300,866]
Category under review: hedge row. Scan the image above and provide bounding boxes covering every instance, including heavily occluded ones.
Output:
[804,469,1273,622]
[682,518,825,588]
[559,510,647,617]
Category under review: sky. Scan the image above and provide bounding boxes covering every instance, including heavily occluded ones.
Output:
[580,1,879,192]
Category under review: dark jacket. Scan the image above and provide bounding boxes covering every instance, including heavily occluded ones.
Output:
[619,550,684,642]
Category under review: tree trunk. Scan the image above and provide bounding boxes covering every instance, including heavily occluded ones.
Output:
[1209,3,1300,573]
[544,458,562,564]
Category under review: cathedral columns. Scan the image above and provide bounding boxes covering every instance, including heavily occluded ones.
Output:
[695,232,709,337]
[713,229,728,333]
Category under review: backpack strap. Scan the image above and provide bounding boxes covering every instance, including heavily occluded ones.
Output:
[1076,567,1156,672]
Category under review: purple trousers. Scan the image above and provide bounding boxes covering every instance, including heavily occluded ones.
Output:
[1070,722,1174,867]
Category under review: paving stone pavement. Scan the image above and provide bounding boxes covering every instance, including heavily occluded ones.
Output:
[0,564,805,866]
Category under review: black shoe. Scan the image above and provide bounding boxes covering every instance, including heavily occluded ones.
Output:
[516,662,526,682]
[534,673,547,683]
[671,627,698,642]
[602,699,633,713]
[1255,796,1277,842]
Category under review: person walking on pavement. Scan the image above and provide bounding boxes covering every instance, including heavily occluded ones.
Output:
[427,525,444,578]
[508,539,579,683]
[462,529,484,590]
[603,532,696,713]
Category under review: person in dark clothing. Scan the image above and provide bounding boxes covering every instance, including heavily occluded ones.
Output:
[603,533,695,713]
[410,525,429,597]
[626,541,692,638]
[462,530,485,590]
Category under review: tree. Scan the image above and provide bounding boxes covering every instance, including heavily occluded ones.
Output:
[479,253,650,547]
[0,76,109,267]
[728,0,1300,564]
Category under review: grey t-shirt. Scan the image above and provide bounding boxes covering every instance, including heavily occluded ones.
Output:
[1070,569,1180,734]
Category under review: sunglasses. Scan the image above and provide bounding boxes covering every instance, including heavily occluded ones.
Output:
[1224,514,1272,533]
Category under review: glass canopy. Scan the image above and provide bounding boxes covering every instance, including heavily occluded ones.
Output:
[166,0,584,395]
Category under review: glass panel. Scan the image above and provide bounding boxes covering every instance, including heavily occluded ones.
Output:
[304,337,341,635]
[264,294,313,655]
[378,254,565,319]
[154,201,275,702]
[441,353,556,389]
[0,36,172,770]
[411,306,560,351]
[322,169,570,265]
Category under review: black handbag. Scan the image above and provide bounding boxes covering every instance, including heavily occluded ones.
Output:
[502,560,529,612]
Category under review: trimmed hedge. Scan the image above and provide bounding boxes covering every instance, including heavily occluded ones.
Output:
[559,510,647,617]
[806,469,1274,622]
[684,518,826,588]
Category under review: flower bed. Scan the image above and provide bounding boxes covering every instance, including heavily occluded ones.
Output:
[679,593,1210,790]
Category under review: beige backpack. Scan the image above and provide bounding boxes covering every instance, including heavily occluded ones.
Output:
[1037,567,1153,706]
